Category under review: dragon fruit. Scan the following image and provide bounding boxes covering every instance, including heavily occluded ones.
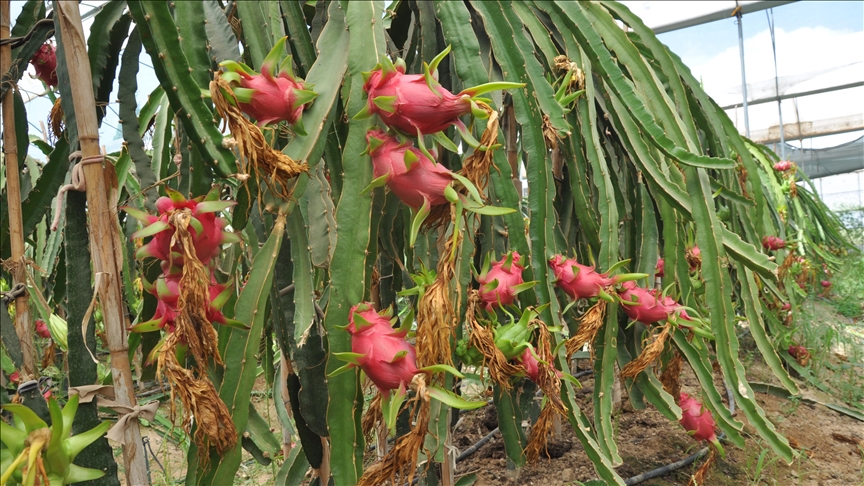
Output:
[548,255,613,300]
[618,281,680,324]
[35,319,51,339]
[773,160,794,171]
[126,189,238,265]
[762,236,786,251]
[518,348,541,383]
[655,258,665,278]
[355,46,521,138]
[477,252,534,311]
[678,393,724,456]
[219,37,317,133]
[365,129,454,209]
[30,44,57,87]
[344,304,418,393]
[130,273,237,334]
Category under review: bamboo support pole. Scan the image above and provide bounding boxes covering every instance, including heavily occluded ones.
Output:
[53,2,148,484]
[1,0,38,379]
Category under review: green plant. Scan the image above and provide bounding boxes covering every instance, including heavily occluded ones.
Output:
[0,395,111,485]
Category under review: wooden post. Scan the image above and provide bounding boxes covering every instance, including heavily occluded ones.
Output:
[53,2,148,484]
[1,0,38,379]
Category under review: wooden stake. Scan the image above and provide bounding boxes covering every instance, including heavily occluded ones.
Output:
[53,2,148,484]
[1,0,38,379]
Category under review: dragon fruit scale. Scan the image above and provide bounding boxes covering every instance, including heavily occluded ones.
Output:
[30,43,58,87]
[365,129,455,209]
[355,46,523,137]
[219,37,317,132]
[477,252,534,311]
[678,392,724,456]
[345,304,418,393]
[548,255,613,300]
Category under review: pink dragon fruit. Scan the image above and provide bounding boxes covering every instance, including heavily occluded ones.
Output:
[788,345,811,366]
[30,44,57,87]
[126,189,238,265]
[518,348,541,383]
[35,319,51,339]
[345,304,418,392]
[365,129,455,209]
[678,393,724,456]
[548,255,613,300]
[219,37,317,133]
[477,252,533,311]
[655,258,665,278]
[773,160,794,171]
[355,46,522,140]
[130,273,238,334]
[618,281,680,324]
[761,236,786,251]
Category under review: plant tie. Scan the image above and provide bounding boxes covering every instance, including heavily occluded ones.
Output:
[1,282,26,305]
[50,150,105,231]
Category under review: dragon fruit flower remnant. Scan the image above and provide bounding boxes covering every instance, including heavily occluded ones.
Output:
[477,252,534,311]
[219,37,317,133]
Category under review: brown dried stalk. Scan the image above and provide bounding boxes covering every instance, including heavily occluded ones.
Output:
[461,101,499,193]
[415,216,461,371]
[564,299,607,358]
[660,351,684,399]
[465,291,523,390]
[620,323,672,379]
[526,403,558,463]
[169,209,223,369]
[357,375,433,486]
[210,73,307,195]
[362,392,383,444]
[688,446,716,486]
[49,97,64,140]
[525,322,567,464]
[158,346,237,462]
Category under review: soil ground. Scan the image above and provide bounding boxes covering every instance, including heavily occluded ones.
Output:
[454,359,863,486]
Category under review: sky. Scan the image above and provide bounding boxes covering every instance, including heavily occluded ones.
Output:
[7,1,864,157]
